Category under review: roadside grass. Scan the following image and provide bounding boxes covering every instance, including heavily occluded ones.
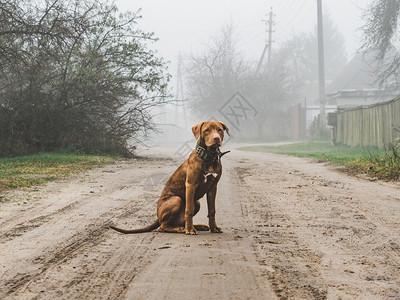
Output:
[239,141,400,181]
[0,151,120,192]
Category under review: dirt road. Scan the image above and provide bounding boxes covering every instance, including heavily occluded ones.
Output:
[1,145,399,299]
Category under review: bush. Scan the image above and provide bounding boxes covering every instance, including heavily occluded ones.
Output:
[0,0,171,157]
[362,139,400,180]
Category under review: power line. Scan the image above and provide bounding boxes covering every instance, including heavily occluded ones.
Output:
[280,0,307,28]
[275,0,304,25]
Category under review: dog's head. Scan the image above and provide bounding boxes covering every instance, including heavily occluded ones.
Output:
[192,121,230,148]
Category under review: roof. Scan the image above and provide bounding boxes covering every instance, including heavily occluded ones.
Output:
[326,51,382,94]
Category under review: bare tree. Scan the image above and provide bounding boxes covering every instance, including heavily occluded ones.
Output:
[242,50,295,141]
[184,22,249,117]
[362,0,400,84]
[184,23,292,140]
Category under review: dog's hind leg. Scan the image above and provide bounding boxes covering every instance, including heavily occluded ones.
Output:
[157,196,185,233]
[157,198,209,233]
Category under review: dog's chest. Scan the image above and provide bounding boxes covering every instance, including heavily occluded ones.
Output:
[195,165,221,193]
[202,164,221,182]
[203,172,218,183]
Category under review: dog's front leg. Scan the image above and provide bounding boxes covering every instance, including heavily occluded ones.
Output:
[185,182,197,235]
[207,185,222,233]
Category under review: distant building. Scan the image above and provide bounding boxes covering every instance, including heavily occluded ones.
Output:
[289,51,399,140]
[326,51,399,108]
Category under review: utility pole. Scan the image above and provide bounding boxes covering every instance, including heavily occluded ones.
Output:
[317,0,326,128]
[175,53,188,137]
[255,7,274,75]
[267,7,273,70]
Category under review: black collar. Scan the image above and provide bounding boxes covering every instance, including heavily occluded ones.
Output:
[195,140,230,162]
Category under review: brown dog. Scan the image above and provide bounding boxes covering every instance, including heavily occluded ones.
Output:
[110,121,230,235]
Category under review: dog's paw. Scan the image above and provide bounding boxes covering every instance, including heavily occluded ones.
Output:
[210,226,223,233]
[185,228,198,235]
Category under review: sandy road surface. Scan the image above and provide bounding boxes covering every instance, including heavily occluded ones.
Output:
[0,144,399,299]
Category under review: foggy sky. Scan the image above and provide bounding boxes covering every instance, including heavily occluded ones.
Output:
[116,0,371,73]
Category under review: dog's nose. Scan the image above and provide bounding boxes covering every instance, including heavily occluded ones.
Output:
[213,136,221,142]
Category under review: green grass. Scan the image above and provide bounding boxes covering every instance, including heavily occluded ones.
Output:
[239,142,378,164]
[239,141,400,180]
[0,151,120,191]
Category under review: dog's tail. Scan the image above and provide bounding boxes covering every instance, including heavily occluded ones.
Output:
[109,220,160,234]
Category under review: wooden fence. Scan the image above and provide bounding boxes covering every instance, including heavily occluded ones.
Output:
[330,96,400,148]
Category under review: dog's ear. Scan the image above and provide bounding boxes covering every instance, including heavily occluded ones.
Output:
[219,122,230,136]
[192,122,204,139]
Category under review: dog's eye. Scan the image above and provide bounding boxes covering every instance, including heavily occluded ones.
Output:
[204,129,210,132]
[218,128,223,131]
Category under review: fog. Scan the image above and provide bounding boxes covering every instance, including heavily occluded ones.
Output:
[114,0,379,148]
[117,1,369,62]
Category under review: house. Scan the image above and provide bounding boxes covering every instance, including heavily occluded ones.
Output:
[326,51,399,108]
[289,51,399,140]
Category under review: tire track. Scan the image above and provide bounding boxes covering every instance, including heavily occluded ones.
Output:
[234,151,400,299]
[0,158,174,299]
[2,197,157,299]
[233,165,328,299]
[0,201,80,243]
